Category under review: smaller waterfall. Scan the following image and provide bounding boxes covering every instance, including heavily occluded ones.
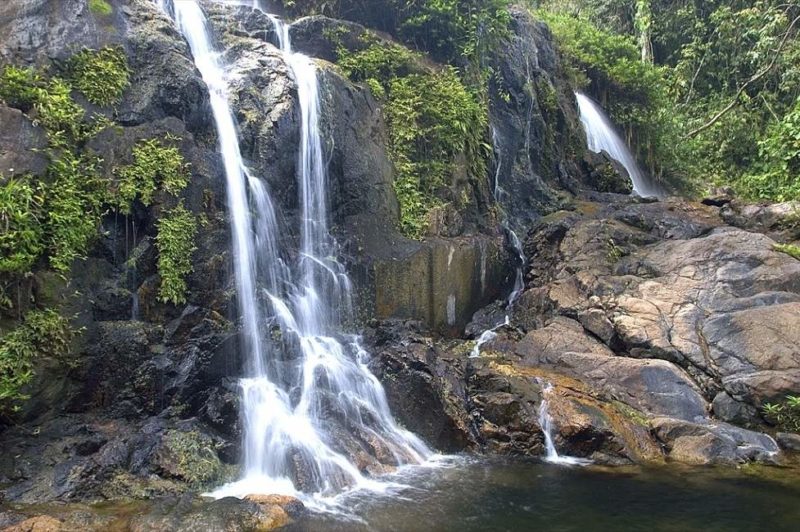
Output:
[470,316,510,358]
[538,382,592,466]
[575,92,664,199]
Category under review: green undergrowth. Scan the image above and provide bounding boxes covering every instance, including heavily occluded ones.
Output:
[68,47,130,106]
[334,32,489,238]
[88,0,113,17]
[763,396,800,433]
[774,243,800,260]
[115,136,190,215]
[0,47,196,413]
[0,309,75,413]
[156,202,198,305]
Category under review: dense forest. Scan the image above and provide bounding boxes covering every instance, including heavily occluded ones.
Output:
[1,0,799,530]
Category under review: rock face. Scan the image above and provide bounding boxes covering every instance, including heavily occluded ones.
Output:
[488,5,584,228]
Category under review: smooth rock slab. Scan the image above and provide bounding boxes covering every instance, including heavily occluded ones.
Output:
[652,417,780,465]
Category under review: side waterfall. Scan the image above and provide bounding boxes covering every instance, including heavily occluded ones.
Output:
[575,92,664,199]
[158,0,430,501]
[537,382,592,466]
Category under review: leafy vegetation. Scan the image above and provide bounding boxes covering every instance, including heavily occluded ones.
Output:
[0,177,44,274]
[774,243,800,260]
[0,48,196,414]
[534,0,800,199]
[115,136,190,214]
[45,152,107,272]
[68,46,130,106]
[0,309,75,413]
[156,202,198,305]
[334,32,489,237]
[763,396,800,433]
[88,0,113,17]
[284,0,510,67]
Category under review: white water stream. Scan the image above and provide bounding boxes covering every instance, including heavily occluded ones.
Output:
[576,92,664,199]
[158,0,430,503]
[538,382,592,466]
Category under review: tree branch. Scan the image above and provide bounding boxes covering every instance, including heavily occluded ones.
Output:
[685,13,800,139]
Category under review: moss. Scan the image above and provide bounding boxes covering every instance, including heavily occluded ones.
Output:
[161,430,227,487]
[68,46,130,106]
[88,0,113,16]
[612,400,650,427]
[156,202,198,305]
[773,243,800,260]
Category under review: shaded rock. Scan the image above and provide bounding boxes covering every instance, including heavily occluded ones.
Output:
[488,5,583,228]
[0,106,48,176]
[776,432,800,453]
[651,417,780,465]
[581,150,633,194]
[720,200,800,241]
[367,323,477,452]
[711,392,759,426]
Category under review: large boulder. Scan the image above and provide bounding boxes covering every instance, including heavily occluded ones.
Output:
[516,196,800,428]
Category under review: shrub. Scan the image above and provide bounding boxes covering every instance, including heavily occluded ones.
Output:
[115,136,190,214]
[763,396,800,433]
[0,177,45,274]
[387,69,487,237]
[88,0,113,16]
[0,65,41,110]
[0,309,74,413]
[156,202,198,305]
[45,153,107,272]
[68,46,130,106]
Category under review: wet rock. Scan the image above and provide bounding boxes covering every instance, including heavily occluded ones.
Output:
[367,324,477,452]
[0,0,123,64]
[488,6,583,227]
[0,106,48,176]
[651,417,780,465]
[711,392,759,426]
[581,150,634,194]
[776,432,800,453]
[244,495,305,517]
[129,495,286,532]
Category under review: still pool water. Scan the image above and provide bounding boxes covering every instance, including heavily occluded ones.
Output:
[291,457,800,531]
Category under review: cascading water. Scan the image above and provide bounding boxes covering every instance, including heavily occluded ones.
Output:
[537,382,592,466]
[575,92,664,199]
[471,128,525,359]
[158,0,430,501]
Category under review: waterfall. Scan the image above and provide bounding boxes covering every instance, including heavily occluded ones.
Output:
[158,0,430,501]
[575,92,664,199]
[537,382,592,466]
